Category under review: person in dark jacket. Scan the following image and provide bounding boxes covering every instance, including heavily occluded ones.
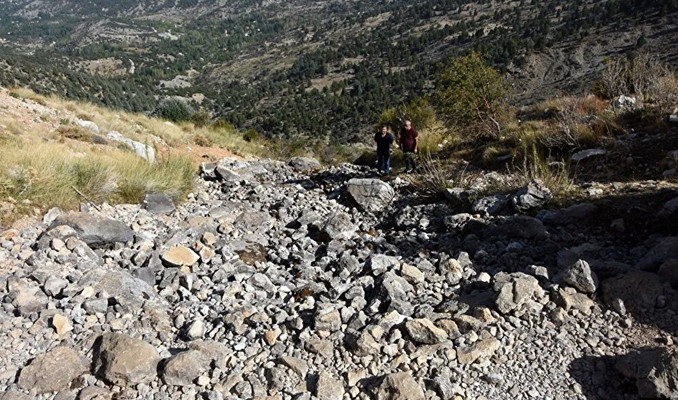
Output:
[374,126,394,175]
[399,120,418,173]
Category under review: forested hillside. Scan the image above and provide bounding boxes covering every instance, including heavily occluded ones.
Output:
[1,0,677,142]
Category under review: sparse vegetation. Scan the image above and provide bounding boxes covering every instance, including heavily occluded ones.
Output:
[0,141,195,225]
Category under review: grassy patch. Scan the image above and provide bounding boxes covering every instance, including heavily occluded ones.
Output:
[0,140,195,226]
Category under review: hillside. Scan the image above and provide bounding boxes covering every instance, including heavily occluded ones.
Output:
[1,0,677,141]
[0,87,263,228]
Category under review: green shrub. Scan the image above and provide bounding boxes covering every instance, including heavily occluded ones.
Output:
[211,118,236,131]
[433,52,510,141]
[191,111,211,127]
[243,129,260,143]
[378,97,437,132]
[153,98,195,122]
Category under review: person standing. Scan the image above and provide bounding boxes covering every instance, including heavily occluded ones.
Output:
[374,126,394,175]
[399,120,419,173]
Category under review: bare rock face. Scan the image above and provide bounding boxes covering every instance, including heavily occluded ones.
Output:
[92,333,160,386]
[375,372,425,400]
[346,178,395,213]
[50,212,133,248]
[18,346,87,393]
[616,347,678,399]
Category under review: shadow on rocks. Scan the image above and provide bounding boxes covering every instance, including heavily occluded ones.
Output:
[568,355,637,400]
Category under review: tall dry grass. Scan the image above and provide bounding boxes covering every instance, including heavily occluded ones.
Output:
[0,141,195,224]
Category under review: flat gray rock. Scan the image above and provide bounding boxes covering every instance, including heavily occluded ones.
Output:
[50,212,133,248]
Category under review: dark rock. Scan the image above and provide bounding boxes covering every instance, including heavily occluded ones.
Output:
[636,237,678,270]
[616,347,678,398]
[143,193,175,215]
[539,203,597,225]
[50,212,133,248]
[472,194,508,216]
[561,259,598,294]
[511,179,552,212]
[602,271,667,312]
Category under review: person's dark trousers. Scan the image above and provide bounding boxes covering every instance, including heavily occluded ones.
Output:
[377,150,390,174]
[404,151,417,172]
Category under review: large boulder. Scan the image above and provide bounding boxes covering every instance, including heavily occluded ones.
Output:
[107,131,155,163]
[602,271,666,312]
[457,337,501,365]
[511,179,552,212]
[92,333,160,386]
[616,347,678,398]
[636,237,678,270]
[143,193,175,214]
[289,157,321,172]
[346,178,395,212]
[18,346,87,394]
[375,372,425,400]
[316,371,344,400]
[161,246,200,267]
[314,212,356,242]
[561,259,598,294]
[161,350,209,386]
[380,271,415,316]
[50,212,133,248]
[494,272,541,314]
[78,268,159,308]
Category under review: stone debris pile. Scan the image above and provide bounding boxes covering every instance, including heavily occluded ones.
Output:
[1,157,677,400]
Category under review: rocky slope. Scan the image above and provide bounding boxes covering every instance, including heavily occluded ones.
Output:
[1,157,678,400]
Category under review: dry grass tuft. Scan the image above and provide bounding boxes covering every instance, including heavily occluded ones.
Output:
[0,141,195,225]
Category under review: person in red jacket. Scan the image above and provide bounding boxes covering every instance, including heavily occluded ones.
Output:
[399,120,419,173]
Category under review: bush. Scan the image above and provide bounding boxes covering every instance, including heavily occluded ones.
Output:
[211,118,236,131]
[153,98,195,122]
[243,129,260,143]
[191,111,211,127]
[433,52,510,141]
[378,97,437,132]
[597,53,677,107]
